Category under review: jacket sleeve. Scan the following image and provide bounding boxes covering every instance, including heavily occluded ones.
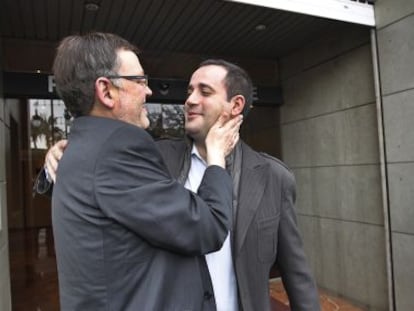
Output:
[94,125,232,256]
[276,170,321,310]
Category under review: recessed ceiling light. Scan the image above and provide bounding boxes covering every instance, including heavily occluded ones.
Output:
[85,2,99,11]
[255,24,266,31]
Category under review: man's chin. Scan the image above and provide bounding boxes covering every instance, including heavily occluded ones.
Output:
[132,116,150,129]
[184,124,196,135]
[185,127,205,141]
[142,118,150,129]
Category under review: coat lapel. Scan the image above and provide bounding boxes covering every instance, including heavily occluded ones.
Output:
[234,144,268,258]
[159,139,269,258]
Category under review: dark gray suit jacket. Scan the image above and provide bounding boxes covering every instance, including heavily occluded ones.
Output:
[52,116,233,311]
[156,139,320,311]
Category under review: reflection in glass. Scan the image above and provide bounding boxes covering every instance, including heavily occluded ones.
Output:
[146,103,184,139]
[29,100,183,148]
[29,99,73,149]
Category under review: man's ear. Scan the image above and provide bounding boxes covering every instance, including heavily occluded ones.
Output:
[95,77,116,109]
[230,95,245,116]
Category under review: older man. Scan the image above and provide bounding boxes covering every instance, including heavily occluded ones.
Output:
[49,33,241,311]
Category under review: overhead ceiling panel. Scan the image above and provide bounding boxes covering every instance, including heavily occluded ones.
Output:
[1,0,371,60]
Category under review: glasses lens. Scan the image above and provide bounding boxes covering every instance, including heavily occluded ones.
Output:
[130,76,147,86]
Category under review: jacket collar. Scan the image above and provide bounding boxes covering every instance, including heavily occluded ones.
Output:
[233,142,269,258]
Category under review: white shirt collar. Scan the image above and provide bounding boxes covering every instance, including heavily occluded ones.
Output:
[190,144,207,166]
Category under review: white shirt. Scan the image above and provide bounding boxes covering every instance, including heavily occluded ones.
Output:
[184,146,238,311]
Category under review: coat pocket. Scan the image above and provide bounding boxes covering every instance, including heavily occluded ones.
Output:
[257,216,279,263]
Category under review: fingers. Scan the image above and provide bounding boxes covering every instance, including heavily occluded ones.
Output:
[221,116,242,157]
[45,152,57,183]
[220,114,243,133]
[231,132,240,149]
[45,147,60,182]
[57,139,68,150]
[228,124,240,151]
[212,111,231,129]
[232,115,243,130]
[44,139,68,183]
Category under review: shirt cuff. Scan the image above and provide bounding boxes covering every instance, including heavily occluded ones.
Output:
[44,166,53,183]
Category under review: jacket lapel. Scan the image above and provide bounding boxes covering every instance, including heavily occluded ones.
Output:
[233,144,268,258]
[160,139,269,258]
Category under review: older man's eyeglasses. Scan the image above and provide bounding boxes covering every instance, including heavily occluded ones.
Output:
[106,75,148,86]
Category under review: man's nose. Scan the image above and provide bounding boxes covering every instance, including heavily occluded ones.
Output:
[146,86,153,96]
[186,92,199,105]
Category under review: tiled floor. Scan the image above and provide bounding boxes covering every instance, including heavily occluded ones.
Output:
[269,279,366,311]
[9,227,365,311]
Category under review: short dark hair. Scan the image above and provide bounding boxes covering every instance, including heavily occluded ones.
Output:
[52,32,139,117]
[198,59,253,117]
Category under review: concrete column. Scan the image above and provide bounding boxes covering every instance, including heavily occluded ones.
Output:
[375,1,414,310]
